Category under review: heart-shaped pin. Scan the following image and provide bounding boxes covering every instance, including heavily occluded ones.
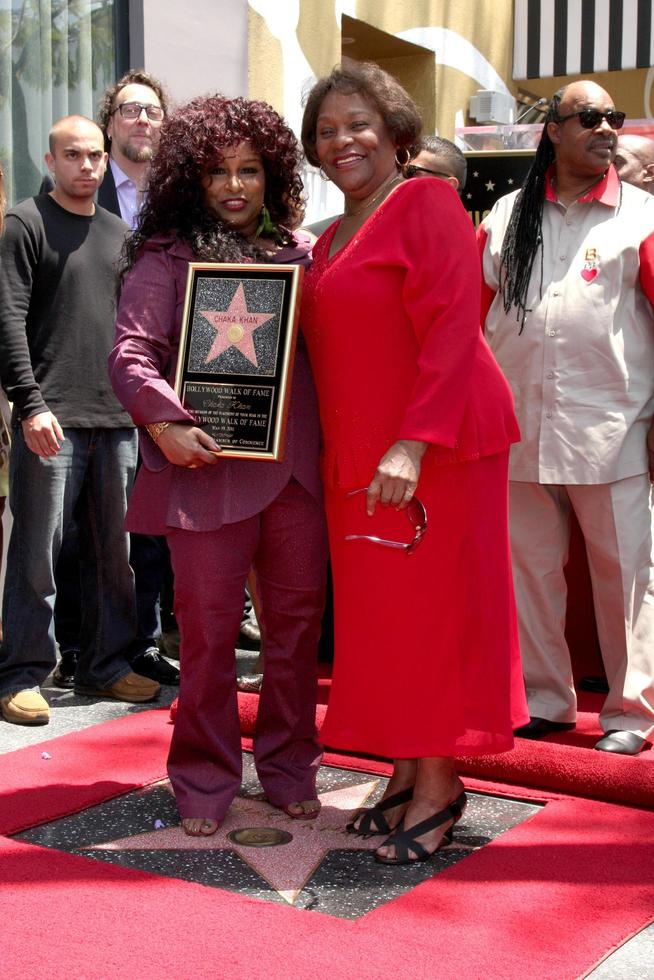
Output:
[581,267,598,283]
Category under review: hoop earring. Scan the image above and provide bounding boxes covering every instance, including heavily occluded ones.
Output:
[394,147,411,169]
[318,165,330,182]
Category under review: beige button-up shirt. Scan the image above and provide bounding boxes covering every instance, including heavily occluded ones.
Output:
[479,167,654,484]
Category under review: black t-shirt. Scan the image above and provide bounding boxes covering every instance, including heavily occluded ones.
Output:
[0,193,133,428]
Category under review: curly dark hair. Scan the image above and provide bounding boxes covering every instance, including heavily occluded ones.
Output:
[301,62,422,167]
[97,69,170,150]
[120,95,305,279]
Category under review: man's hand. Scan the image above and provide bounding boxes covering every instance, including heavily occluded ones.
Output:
[366,439,427,515]
[22,411,64,458]
[156,423,221,468]
[648,419,654,482]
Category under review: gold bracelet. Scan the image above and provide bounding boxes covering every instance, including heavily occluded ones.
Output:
[145,421,173,444]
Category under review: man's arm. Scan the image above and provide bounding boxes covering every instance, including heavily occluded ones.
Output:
[0,213,63,456]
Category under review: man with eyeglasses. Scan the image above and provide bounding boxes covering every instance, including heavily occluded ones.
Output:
[478,80,654,755]
[95,69,167,229]
[407,136,467,196]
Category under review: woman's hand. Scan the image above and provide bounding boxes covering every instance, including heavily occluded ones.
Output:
[366,439,427,515]
[156,423,221,468]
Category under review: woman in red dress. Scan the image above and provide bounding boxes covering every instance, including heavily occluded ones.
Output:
[300,64,529,864]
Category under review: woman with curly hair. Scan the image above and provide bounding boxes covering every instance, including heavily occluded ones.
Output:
[109,96,327,836]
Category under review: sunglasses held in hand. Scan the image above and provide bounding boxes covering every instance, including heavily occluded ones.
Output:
[344,488,427,556]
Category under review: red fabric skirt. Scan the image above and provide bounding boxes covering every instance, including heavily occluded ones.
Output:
[322,450,529,758]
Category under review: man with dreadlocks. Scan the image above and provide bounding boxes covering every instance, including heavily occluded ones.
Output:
[478,80,654,756]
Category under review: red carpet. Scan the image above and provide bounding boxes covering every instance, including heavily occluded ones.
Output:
[233,688,654,811]
[0,708,173,836]
[2,708,654,979]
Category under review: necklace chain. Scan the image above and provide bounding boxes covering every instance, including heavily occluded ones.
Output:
[552,170,606,206]
[343,173,401,218]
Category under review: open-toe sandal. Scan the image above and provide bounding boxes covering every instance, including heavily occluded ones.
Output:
[346,785,414,838]
[374,790,467,865]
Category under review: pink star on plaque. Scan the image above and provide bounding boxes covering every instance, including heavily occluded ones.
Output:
[201,283,275,368]
[89,781,383,905]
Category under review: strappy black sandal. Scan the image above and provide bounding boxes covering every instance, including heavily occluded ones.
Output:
[345,785,414,838]
[374,790,467,865]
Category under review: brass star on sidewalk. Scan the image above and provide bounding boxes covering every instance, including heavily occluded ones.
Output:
[89,781,383,904]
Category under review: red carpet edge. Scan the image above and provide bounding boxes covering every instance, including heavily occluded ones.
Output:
[2,706,654,979]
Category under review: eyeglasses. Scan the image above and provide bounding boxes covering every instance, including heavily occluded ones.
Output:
[555,108,626,130]
[344,488,427,556]
[111,102,164,121]
[404,163,454,180]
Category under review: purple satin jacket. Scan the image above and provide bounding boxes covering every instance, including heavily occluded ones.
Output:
[109,232,322,533]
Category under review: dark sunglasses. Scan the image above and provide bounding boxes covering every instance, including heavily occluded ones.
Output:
[404,163,454,180]
[344,488,427,556]
[555,108,626,130]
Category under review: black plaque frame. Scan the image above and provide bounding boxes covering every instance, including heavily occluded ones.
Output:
[175,263,303,460]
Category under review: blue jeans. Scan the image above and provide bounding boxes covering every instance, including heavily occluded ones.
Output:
[0,426,138,695]
[54,528,172,658]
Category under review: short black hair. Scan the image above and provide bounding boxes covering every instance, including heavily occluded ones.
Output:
[418,136,467,188]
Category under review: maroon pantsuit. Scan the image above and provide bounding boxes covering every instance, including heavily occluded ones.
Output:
[110,233,327,822]
[168,480,326,820]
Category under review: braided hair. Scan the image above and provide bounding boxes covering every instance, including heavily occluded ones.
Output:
[499,90,565,332]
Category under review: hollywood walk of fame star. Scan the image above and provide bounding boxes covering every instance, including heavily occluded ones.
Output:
[201,283,276,368]
[89,781,387,905]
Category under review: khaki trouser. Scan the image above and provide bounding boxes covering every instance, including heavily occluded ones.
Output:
[509,475,654,738]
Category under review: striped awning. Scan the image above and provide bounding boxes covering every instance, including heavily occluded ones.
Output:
[513,0,654,79]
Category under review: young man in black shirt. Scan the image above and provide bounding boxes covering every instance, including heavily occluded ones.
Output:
[0,115,160,725]
[42,71,181,687]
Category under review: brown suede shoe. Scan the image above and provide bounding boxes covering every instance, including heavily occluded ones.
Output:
[1,689,50,725]
[75,671,160,703]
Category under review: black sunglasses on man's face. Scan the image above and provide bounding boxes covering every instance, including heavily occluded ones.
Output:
[555,108,626,130]
[404,163,455,180]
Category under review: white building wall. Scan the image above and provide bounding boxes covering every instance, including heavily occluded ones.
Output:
[130,0,248,104]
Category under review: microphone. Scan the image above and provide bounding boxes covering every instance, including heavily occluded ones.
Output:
[514,98,548,124]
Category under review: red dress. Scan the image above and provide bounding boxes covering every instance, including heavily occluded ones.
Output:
[301,178,529,758]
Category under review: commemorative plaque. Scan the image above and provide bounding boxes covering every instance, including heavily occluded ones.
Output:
[175,263,303,460]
